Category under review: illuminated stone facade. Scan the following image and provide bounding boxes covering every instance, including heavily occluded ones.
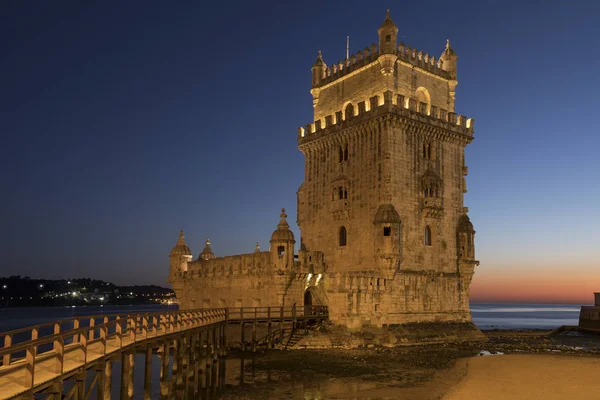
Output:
[169,11,479,329]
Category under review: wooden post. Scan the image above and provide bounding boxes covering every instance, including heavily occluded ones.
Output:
[3,334,11,366]
[54,336,64,374]
[120,352,134,400]
[279,307,284,347]
[24,344,36,390]
[89,318,95,340]
[267,321,272,349]
[205,330,212,398]
[189,333,197,399]
[73,318,80,344]
[159,341,170,400]
[144,347,152,400]
[75,371,86,400]
[96,364,105,400]
[292,305,297,330]
[198,330,206,396]
[171,339,180,397]
[177,338,186,399]
[212,327,218,395]
[252,320,257,353]
[240,322,245,352]
[103,359,112,400]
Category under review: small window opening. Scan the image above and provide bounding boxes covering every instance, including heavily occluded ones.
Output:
[423,143,432,160]
[338,146,344,163]
[338,187,344,200]
[383,227,391,236]
[424,226,432,246]
[344,144,349,161]
[339,226,347,246]
[277,245,285,256]
[385,35,391,42]
[344,103,354,120]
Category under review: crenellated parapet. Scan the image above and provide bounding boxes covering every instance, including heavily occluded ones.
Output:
[298,90,474,148]
[314,41,451,90]
[317,44,380,87]
[172,251,276,280]
[396,42,450,78]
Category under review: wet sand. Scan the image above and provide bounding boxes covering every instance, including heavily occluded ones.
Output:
[443,354,600,400]
[217,329,600,399]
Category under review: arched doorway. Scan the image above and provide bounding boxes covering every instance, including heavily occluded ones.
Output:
[304,290,312,306]
[304,289,313,316]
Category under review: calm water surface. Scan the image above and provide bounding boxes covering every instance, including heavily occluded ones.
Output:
[0,303,589,399]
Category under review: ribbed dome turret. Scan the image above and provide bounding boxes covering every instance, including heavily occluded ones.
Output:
[170,230,192,256]
[199,237,216,261]
[270,208,295,243]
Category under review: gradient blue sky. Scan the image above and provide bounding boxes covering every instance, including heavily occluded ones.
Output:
[1,1,599,301]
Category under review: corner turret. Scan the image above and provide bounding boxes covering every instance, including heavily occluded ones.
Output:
[378,9,398,54]
[270,208,296,271]
[377,10,398,75]
[199,237,216,261]
[169,230,193,277]
[440,39,458,79]
[311,51,326,88]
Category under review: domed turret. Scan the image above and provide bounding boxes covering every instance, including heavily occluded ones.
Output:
[199,237,216,261]
[377,10,399,75]
[270,208,296,271]
[170,230,192,256]
[169,230,193,276]
[311,50,326,88]
[440,39,458,79]
[378,9,398,54]
[270,208,295,243]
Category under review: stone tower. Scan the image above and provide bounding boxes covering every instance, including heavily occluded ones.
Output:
[169,10,480,332]
[297,11,479,327]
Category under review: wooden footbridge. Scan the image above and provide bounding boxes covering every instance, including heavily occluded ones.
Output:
[0,306,328,400]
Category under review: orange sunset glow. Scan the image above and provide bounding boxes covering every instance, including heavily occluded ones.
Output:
[471,264,600,304]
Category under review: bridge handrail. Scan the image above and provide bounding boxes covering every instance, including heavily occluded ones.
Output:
[0,306,328,369]
[0,308,226,367]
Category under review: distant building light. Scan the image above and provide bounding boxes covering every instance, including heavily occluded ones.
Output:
[2,285,6,289]
[39,284,44,288]
[68,281,71,284]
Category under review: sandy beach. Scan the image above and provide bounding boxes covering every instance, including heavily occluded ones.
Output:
[443,354,600,399]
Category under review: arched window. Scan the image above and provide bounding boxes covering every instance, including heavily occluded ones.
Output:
[424,226,432,246]
[339,146,344,163]
[415,87,431,115]
[339,226,347,246]
[344,103,354,120]
[343,144,349,161]
[343,189,348,199]
[338,187,344,200]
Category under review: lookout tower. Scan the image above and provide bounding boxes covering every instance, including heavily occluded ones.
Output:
[297,10,479,326]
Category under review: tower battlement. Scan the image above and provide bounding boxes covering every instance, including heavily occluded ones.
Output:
[298,89,474,144]
[315,42,451,90]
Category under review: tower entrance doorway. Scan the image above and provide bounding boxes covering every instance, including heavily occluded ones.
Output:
[304,290,312,307]
[304,289,315,316]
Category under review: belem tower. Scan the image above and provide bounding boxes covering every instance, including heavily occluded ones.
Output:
[169,11,479,329]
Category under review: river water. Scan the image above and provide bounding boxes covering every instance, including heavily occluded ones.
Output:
[0,303,587,399]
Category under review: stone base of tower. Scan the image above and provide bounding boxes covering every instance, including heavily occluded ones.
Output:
[324,270,477,332]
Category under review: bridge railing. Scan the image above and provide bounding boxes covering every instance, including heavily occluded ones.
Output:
[0,309,226,368]
[0,306,328,397]
[226,305,329,321]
